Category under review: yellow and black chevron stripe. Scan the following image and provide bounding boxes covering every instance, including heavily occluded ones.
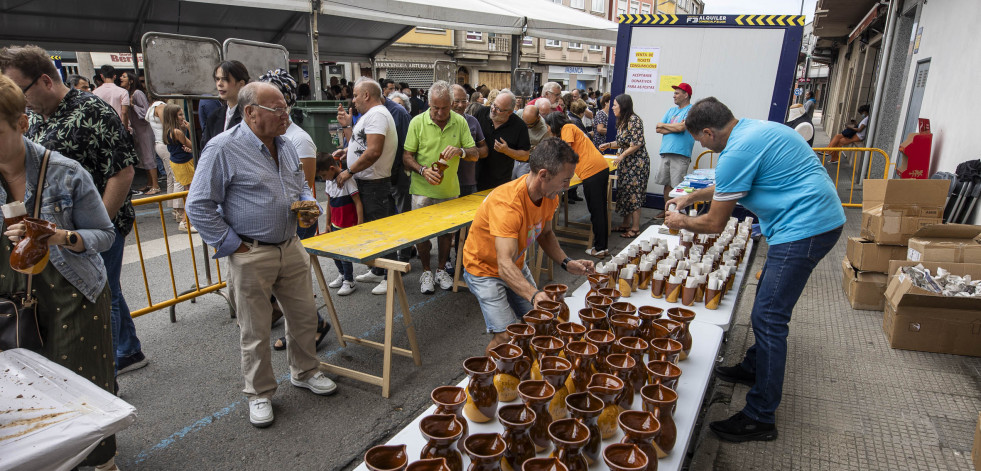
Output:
[617,14,679,25]
[735,14,805,26]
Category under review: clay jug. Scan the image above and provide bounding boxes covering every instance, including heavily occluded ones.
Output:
[618,410,661,471]
[584,330,615,375]
[529,336,565,380]
[523,310,555,338]
[507,324,536,365]
[517,380,556,453]
[609,314,640,340]
[640,384,678,458]
[463,357,499,423]
[597,288,621,303]
[538,356,572,421]
[463,433,507,471]
[497,405,537,471]
[648,338,683,365]
[10,217,56,275]
[586,273,610,297]
[521,457,568,471]
[419,414,465,471]
[563,341,598,394]
[586,373,625,440]
[432,386,469,453]
[652,319,684,344]
[584,295,613,314]
[536,300,563,327]
[636,306,663,343]
[563,392,604,465]
[542,283,570,322]
[365,444,409,471]
[547,418,590,471]
[604,353,636,409]
[407,458,453,471]
[645,360,682,391]
[609,301,637,318]
[490,344,532,402]
[665,308,695,360]
[615,336,650,391]
[603,444,649,471]
[430,156,450,177]
[578,308,608,332]
[555,322,586,345]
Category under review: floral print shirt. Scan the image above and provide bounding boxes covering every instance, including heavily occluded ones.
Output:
[27,89,138,236]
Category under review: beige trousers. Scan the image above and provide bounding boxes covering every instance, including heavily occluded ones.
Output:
[227,236,320,400]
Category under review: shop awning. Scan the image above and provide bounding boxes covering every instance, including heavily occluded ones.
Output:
[0,0,618,61]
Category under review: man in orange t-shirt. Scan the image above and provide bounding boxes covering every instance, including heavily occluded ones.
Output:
[463,138,596,354]
[543,111,611,258]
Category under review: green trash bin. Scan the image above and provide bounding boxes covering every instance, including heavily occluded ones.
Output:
[293,100,350,155]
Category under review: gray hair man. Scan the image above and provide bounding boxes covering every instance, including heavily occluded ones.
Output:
[533,81,563,111]
[513,103,548,179]
[186,82,339,429]
[461,138,595,355]
[451,83,489,196]
[474,90,531,189]
[332,77,400,294]
[401,80,478,293]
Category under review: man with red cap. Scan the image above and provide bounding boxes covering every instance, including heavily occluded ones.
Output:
[654,82,695,216]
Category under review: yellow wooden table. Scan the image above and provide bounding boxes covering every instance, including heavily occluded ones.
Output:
[303,193,486,397]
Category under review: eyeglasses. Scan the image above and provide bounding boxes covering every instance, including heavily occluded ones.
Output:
[21,75,41,94]
[491,104,512,113]
[253,104,292,116]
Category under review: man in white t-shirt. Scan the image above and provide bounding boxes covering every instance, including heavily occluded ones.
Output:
[333,77,398,294]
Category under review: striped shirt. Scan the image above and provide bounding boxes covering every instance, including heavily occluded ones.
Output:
[186,123,317,258]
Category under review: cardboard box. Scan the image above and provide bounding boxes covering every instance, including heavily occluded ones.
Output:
[907,224,981,264]
[882,261,981,357]
[841,257,888,311]
[860,179,950,245]
[846,237,908,273]
[973,412,980,471]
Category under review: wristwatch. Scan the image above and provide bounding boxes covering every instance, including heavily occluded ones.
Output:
[63,230,79,246]
[561,257,573,271]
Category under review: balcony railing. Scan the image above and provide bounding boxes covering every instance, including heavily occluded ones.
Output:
[488,36,511,53]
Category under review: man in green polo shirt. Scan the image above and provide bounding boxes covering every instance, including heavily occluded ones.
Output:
[403,80,478,293]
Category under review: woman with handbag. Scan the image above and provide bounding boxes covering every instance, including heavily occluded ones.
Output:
[0,75,118,469]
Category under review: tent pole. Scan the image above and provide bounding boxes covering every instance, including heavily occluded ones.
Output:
[308,0,323,99]
[130,45,141,76]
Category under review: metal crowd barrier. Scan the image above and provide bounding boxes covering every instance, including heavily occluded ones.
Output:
[128,191,234,322]
[814,147,893,208]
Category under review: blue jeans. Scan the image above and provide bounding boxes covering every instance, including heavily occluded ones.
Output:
[330,224,354,281]
[463,264,536,333]
[100,226,142,368]
[739,226,842,424]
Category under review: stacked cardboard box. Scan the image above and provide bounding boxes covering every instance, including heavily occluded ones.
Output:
[842,179,951,311]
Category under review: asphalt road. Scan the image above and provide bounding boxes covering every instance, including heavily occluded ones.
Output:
[105,182,640,471]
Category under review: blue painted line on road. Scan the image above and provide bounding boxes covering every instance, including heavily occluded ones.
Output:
[129,288,452,465]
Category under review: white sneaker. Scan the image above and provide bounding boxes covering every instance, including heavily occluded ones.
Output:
[291,371,338,395]
[435,269,454,291]
[338,281,356,296]
[356,271,385,283]
[420,271,436,294]
[249,398,274,427]
[178,220,197,233]
[328,274,345,289]
[371,279,388,295]
[585,247,609,259]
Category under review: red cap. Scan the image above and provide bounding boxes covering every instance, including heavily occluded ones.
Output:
[672,82,693,96]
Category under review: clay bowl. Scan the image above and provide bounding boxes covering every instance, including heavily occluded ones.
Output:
[364,444,408,471]
[603,444,649,471]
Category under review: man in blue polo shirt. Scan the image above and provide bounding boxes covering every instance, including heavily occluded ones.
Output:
[664,97,845,443]
[654,82,695,215]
